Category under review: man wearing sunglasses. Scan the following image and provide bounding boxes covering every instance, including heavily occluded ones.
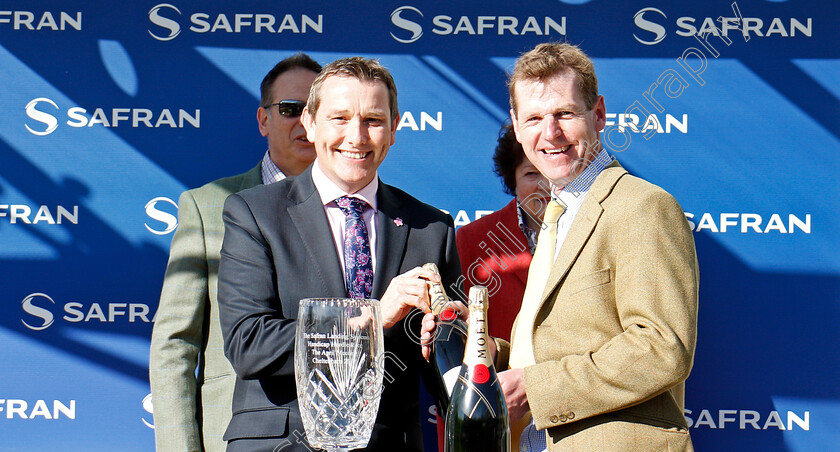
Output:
[150,53,322,452]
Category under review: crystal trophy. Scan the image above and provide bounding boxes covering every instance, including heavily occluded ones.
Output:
[294,298,385,451]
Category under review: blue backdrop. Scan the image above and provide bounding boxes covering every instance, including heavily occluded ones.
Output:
[1,0,838,450]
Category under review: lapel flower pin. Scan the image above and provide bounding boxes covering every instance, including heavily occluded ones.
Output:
[393,218,404,227]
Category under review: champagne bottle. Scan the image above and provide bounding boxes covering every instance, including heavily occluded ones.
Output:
[423,263,468,415]
[444,286,510,452]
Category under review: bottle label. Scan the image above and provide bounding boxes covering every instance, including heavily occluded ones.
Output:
[463,308,492,368]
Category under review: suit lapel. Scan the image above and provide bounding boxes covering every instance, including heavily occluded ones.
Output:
[539,162,626,304]
[371,182,408,298]
[287,168,347,296]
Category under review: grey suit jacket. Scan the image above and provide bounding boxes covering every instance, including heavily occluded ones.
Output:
[498,161,699,451]
[217,166,461,452]
[150,165,261,452]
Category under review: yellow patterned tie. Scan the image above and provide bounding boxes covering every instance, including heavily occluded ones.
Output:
[509,199,565,451]
[510,199,565,368]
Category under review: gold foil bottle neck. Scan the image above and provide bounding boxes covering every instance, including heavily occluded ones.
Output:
[423,262,451,315]
[468,286,488,313]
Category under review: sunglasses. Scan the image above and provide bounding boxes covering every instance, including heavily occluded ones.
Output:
[265,100,306,118]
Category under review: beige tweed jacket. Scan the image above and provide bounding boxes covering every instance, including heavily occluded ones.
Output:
[149,165,261,452]
[497,160,699,451]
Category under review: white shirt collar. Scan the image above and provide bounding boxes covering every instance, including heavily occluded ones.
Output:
[311,158,379,211]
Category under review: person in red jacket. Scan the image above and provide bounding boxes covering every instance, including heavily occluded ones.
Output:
[456,122,549,341]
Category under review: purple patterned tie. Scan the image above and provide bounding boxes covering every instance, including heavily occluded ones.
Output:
[335,196,373,299]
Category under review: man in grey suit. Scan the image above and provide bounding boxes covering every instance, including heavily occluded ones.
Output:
[149,53,322,452]
[218,56,460,451]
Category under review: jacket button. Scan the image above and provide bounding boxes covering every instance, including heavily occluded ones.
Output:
[549,415,559,423]
[559,414,568,422]
[567,411,575,420]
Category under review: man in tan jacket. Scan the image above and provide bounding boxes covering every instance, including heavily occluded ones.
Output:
[494,42,698,451]
[149,53,321,452]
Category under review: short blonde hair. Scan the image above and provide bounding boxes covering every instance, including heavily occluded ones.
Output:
[508,42,599,113]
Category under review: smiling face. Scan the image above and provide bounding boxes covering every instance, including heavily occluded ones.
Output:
[258,67,319,176]
[302,75,397,193]
[511,69,606,191]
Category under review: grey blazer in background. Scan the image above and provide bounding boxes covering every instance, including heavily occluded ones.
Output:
[218,166,461,452]
[150,165,261,452]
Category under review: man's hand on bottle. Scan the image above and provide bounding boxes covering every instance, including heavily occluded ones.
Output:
[418,299,472,361]
[380,266,439,329]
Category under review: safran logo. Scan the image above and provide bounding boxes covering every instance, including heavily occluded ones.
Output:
[605,113,687,134]
[21,293,55,331]
[389,5,565,44]
[685,212,811,234]
[25,98,59,136]
[145,197,178,236]
[148,3,181,41]
[632,6,813,45]
[390,6,423,43]
[0,11,81,31]
[0,399,76,420]
[147,3,323,41]
[24,98,200,136]
[633,7,667,45]
[0,204,78,225]
[684,408,809,431]
[20,292,154,332]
